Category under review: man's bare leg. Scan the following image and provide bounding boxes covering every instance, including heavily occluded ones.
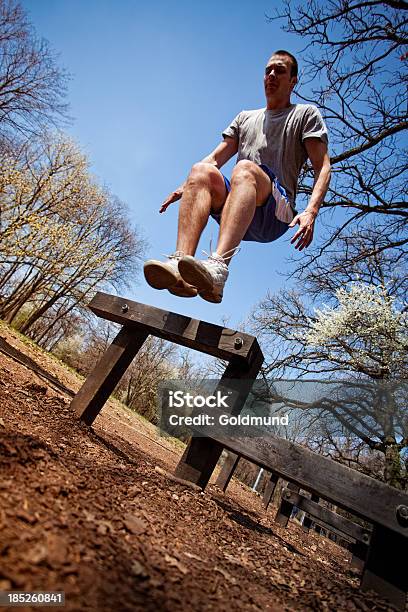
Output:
[144,162,226,296]
[178,160,271,303]
[216,160,271,259]
[176,162,227,255]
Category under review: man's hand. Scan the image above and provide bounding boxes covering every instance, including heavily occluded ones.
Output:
[290,138,331,250]
[159,188,183,213]
[289,210,316,250]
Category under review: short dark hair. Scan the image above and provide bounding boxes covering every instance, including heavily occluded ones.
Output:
[272,50,298,78]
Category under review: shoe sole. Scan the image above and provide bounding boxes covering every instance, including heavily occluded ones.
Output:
[168,280,197,298]
[144,260,178,290]
[199,290,222,304]
[178,256,222,303]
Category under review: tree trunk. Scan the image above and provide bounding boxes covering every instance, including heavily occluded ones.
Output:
[18,292,61,333]
[3,273,46,323]
[383,437,402,489]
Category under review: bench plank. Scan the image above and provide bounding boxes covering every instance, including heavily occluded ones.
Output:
[190,410,408,537]
[89,292,262,364]
[282,489,371,543]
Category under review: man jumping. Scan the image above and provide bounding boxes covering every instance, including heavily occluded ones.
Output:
[144,50,331,303]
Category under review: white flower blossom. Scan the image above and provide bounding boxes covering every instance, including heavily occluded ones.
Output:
[306,283,408,376]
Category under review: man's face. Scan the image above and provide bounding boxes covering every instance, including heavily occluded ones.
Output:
[264,55,297,100]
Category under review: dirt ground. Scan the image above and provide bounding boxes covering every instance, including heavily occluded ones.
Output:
[0,322,399,611]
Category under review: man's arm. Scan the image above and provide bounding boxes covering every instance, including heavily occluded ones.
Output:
[289,138,331,250]
[159,137,238,213]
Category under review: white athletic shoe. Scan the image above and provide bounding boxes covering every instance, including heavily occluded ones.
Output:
[143,251,198,298]
[178,252,231,304]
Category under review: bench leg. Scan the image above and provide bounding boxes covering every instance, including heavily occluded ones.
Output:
[174,438,224,489]
[361,525,407,610]
[275,482,299,527]
[263,472,279,509]
[350,540,368,573]
[70,326,148,425]
[215,452,240,492]
[303,494,320,532]
[174,353,263,489]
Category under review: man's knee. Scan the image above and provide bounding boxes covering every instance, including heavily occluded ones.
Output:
[187,162,225,201]
[188,162,218,186]
[230,160,258,186]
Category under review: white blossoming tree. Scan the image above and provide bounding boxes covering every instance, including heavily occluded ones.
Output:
[307,284,407,487]
[307,284,407,380]
[251,281,408,489]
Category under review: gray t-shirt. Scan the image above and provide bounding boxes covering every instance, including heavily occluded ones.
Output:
[222,104,328,208]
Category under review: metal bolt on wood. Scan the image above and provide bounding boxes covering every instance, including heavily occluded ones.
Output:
[121,304,129,313]
[234,337,243,349]
[396,504,408,525]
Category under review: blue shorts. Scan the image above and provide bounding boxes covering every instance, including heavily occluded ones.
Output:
[210,164,295,243]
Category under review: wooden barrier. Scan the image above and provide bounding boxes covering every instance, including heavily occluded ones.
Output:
[71,293,264,488]
[213,452,372,569]
[71,292,263,427]
[70,292,264,489]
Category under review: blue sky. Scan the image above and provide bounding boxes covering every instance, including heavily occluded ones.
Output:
[23,0,317,330]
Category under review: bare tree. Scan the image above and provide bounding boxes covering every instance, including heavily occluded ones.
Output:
[0,0,69,140]
[0,134,146,335]
[295,222,408,304]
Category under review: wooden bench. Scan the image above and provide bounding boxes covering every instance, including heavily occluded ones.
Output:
[70,292,264,487]
[222,462,370,567]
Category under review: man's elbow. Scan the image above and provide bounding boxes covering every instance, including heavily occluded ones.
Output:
[319,156,331,186]
[200,154,219,167]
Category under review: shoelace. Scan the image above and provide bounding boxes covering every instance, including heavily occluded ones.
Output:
[202,238,240,265]
[162,250,185,260]
[163,244,240,265]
